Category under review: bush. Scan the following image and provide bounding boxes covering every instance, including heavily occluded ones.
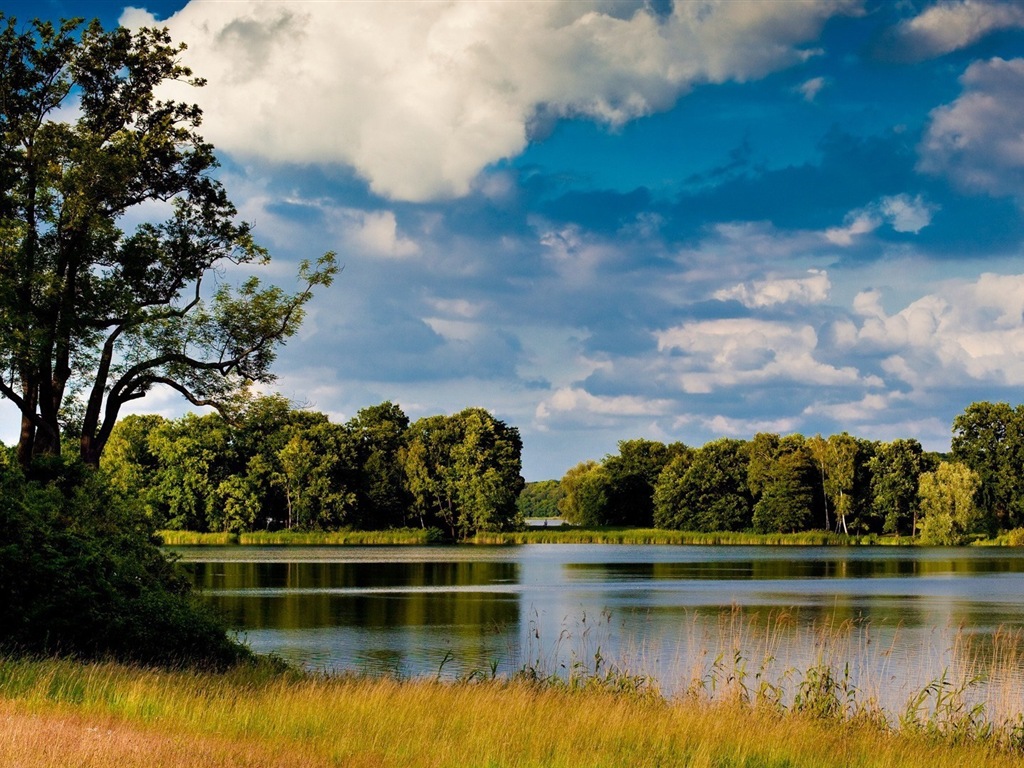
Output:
[0,455,249,669]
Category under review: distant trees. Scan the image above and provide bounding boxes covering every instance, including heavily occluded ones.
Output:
[550,401,1024,541]
[517,480,564,518]
[102,399,524,537]
[99,398,1024,541]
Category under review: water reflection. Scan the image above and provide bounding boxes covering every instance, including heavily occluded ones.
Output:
[175,544,1024,707]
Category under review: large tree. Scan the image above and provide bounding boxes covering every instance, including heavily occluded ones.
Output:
[0,16,335,467]
[951,401,1024,532]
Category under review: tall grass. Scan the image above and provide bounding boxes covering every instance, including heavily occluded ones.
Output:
[159,528,438,546]
[470,527,887,545]
[160,527,1019,547]
[2,650,1023,768]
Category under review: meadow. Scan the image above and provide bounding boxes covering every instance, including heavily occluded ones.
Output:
[2,648,1023,768]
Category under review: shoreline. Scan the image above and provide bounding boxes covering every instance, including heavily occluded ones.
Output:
[156,527,1013,547]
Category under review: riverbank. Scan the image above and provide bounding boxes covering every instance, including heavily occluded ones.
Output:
[2,657,1022,768]
[158,527,906,546]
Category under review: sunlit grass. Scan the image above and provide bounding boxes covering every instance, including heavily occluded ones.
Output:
[471,527,889,545]
[159,528,437,546]
[2,653,1023,768]
[158,527,1024,547]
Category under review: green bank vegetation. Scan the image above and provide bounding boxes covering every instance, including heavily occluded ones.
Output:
[107,400,1024,548]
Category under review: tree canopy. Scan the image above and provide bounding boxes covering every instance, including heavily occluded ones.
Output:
[0,16,335,468]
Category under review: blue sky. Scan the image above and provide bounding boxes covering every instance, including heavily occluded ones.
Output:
[6,1,1024,480]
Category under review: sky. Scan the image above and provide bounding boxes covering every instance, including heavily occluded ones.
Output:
[5,0,1024,480]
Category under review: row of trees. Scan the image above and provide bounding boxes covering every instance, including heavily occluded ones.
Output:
[102,397,525,538]
[555,402,1024,544]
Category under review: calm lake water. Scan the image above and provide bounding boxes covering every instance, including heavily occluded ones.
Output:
[174,544,1024,708]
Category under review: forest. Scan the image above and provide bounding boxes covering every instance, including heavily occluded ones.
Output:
[102,396,524,539]
[104,397,1024,545]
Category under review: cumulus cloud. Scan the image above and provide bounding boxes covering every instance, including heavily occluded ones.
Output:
[919,58,1024,196]
[344,210,420,258]
[824,194,936,245]
[839,273,1024,387]
[535,386,672,423]
[714,269,831,308]
[701,414,802,436]
[654,318,865,394]
[125,0,858,201]
[886,0,1024,61]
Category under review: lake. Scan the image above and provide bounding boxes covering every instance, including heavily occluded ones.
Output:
[175,544,1024,711]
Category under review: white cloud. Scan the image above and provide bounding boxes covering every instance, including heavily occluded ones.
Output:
[702,414,802,437]
[841,273,1024,387]
[714,269,831,308]
[797,76,827,102]
[889,1,1024,60]
[130,0,859,201]
[879,194,937,234]
[344,210,420,258]
[919,58,1024,196]
[803,392,906,423]
[654,318,864,394]
[824,212,879,246]
[535,386,672,422]
[824,194,936,246]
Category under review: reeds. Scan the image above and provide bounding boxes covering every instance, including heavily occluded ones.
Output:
[158,528,437,546]
[471,528,886,545]
[2,648,1022,768]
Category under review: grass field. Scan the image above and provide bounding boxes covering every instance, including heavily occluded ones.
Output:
[2,655,1023,768]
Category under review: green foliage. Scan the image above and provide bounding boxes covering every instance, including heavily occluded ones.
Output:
[557,461,611,527]
[104,399,524,537]
[750,435,816,534]
[403,408,525,537]
[951,402,1024,533]
[918,462,982,545]
[600,439,689,527]
[870,439,924,537]
[653,439,751,531]
[0,15,335,467]
[0,456,247,667]
[516,479,564,518]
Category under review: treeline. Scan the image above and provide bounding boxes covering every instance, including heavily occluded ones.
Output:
[554,402,1024,545]
[102,397,524,539]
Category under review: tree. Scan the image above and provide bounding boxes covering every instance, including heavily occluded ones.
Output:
[748,434,816,534]
[402,409,523,537]
[918,461,981,545]
[602,439,688,527]
[654,439,750,532]
[870,439,923,537]
[517,479,564,519]
[557,461,611,527]
[0,16,336,468]
[348,401,411,529]
[951,402,1024,532]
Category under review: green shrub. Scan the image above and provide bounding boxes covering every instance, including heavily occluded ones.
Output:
[0,456,249,669]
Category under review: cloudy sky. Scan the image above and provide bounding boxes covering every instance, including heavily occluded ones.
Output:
[7,0,1024,479]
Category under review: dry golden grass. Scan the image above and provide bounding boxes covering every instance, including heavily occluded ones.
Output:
[2,658,1022,768]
